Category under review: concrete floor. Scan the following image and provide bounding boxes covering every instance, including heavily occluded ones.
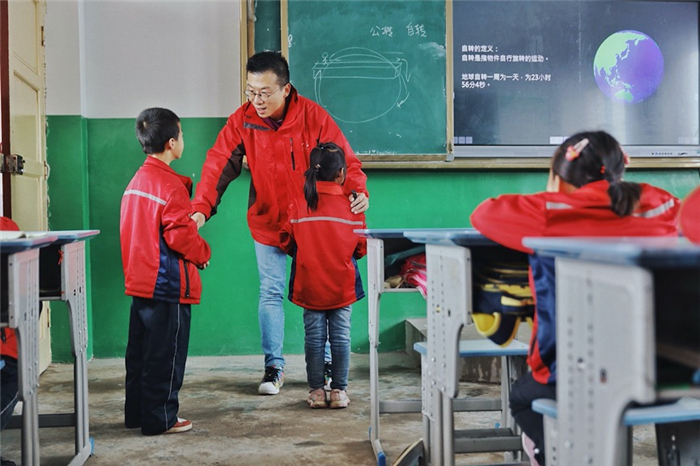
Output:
[1,352,659,466]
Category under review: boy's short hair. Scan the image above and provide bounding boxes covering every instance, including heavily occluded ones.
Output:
[135,107,180,155]
[246,51,290,87]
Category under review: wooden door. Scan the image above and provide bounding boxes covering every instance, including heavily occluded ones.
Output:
[1,0,50,371]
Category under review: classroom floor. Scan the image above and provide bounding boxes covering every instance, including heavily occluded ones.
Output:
[0,352,659,466]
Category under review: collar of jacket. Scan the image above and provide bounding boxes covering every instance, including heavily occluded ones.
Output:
[143,156,193,195]
[243,85,301,129]
[316,181,344,196]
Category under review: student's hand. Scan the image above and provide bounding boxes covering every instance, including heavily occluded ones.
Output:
[350,192,369,214]
[197,261,210,270]
[545,169,560,193]
[191,212,206,229]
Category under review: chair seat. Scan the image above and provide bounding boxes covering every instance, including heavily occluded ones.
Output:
[413,338,528,358]
[533,397,700,426]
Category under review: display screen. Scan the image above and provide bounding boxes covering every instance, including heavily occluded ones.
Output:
[453,0,700,157]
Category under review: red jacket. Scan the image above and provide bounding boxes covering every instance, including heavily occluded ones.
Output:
[680,186,700,244]
[120,157,211,304]
[280,182,367,310]
[1,216,20,359]
[193,86,368,247]
[471,181,680,384]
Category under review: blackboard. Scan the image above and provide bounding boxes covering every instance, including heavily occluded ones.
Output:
[283,0,447,157]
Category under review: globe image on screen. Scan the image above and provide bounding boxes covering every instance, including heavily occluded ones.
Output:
[593,30,664,104]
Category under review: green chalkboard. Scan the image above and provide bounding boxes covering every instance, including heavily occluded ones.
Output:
[284,0,447,157]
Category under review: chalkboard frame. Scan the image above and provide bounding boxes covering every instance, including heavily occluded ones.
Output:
[276,0,700,169]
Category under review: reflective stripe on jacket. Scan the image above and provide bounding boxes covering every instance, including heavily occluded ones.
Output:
[471,180,680,384]
[120,157,211,304]
[280,182,367,310]
[192,86,368,247]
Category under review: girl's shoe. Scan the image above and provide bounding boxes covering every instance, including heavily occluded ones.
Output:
[329,389,350,409]
[307,388,327,408]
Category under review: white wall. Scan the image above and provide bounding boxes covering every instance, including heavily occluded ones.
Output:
[46,0,242,118]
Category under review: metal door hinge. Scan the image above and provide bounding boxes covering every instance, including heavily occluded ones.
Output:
[1,154,25,174]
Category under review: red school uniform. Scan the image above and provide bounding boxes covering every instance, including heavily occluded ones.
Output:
[471,180,680,384]
[1,217,21,360]
[680,186,700,244]
[280,182,367,311]
[193,86,368,247]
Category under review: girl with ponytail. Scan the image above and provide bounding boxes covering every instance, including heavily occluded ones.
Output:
[471,130,680,466]
[280,142,367,410]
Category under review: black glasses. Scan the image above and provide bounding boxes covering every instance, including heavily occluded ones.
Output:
[244,88,283,102]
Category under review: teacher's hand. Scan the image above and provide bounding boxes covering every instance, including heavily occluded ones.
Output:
[191,212,206,229]
[350,192,369,214]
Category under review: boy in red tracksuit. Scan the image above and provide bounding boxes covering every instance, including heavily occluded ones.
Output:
[1,217,21,466]
[120,108,211,435]
[280,142,367,409]
[471,131,679,465]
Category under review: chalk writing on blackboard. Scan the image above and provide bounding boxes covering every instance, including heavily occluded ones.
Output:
[311,47,410,124]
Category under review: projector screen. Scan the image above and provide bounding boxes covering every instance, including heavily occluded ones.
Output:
[452,0,700,158]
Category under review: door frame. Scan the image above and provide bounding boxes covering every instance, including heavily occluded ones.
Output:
[1,0,12,217]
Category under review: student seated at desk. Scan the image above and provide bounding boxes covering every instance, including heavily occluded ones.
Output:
[0,216,21,466]
[680,186,700,244]
[470,130,680,466]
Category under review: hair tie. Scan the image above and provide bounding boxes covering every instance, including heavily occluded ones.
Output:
[600,165,606,174]
[565,138,590,161]
[314,164,321,171]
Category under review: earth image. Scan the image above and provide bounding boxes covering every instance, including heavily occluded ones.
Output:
[593,30,664,104]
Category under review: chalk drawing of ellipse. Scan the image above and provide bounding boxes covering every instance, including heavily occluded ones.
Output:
[313,47,409,124]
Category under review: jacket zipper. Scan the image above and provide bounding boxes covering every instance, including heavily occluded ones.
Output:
[290,138,296,170]
[183,259,191,298]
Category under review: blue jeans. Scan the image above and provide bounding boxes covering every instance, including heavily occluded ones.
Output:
[254,241,331,370]
[304,306,351,390]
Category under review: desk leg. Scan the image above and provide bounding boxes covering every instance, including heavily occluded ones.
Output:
[441,394,455,466]
[62,242,92,464]
[9,249,42,466]
[367,239,386,466]
[501,354,525,462]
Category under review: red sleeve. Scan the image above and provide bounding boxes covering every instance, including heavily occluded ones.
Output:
[470,194,548,253]
[0,217,20,231]
[162,188,211,267]
[354,215,368,259]
[279,203,296,256]
[192,113,245,218]
[0,216,19,359]
[680,186,700,244]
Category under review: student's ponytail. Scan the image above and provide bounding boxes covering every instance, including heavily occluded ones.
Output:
[303,164,321,211]
[552,130,641,217]
[304,142,347,211]
[607,179,642,217]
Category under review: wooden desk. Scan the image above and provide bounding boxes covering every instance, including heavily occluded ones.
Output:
[524,236,700,466]
[1,233,58,466]
[3,230,99,466]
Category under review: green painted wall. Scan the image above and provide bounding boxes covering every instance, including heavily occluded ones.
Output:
[46,115,93,361]
[46,115,700,359]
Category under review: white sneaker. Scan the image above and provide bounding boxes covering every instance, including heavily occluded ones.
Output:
[258,366,284,395]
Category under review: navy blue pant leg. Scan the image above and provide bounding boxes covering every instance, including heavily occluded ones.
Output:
[0,356,19,430]
[509,371,556,465]
[124,297,191,435]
